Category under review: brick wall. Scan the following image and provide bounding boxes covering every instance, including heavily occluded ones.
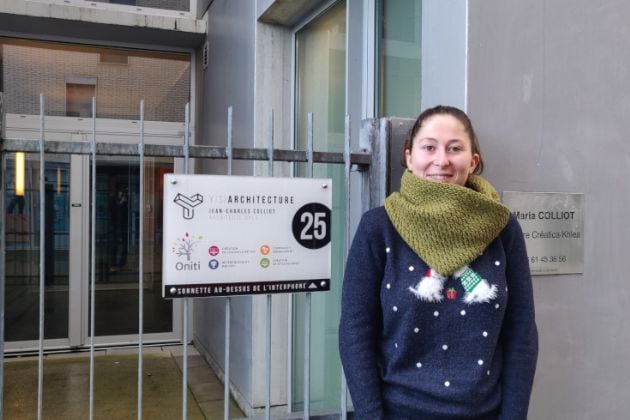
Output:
[2,42,190,122]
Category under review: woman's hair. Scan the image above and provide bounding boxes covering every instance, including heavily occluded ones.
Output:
[401,105,484,174]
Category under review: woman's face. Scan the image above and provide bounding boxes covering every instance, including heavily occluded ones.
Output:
[405,114,480,186]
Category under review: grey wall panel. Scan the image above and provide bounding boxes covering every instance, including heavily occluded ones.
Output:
[194,0,256,404]
[421,0,466,110]
[200,0,255,176]
[468,1,630,418]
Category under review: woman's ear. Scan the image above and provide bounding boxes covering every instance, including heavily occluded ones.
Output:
[405,148,412,170]
[470,153,480,173]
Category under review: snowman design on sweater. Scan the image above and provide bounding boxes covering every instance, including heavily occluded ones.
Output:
[409,266,498,304]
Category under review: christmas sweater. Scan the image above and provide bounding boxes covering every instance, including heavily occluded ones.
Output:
[339,207,538,419]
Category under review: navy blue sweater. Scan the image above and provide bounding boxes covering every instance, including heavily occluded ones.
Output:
[339,207,538,419]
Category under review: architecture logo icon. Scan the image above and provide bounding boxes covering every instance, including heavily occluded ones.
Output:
[174,193,204,219]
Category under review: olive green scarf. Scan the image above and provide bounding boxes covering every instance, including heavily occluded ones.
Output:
[384,171,510,277]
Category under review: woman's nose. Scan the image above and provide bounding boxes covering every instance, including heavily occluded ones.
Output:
[433,150,449,167]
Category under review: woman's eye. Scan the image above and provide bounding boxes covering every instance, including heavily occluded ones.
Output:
[421,145,435,152]
[448,146,463,153]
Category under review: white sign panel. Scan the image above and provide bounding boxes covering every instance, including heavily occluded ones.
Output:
[502,191,584,275]
[162,175,332,298]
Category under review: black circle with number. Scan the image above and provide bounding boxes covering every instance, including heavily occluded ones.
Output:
[292,202,331,249]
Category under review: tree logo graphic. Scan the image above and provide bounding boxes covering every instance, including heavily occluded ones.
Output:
[172,232,203,260]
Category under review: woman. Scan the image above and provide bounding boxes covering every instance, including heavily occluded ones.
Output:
[339,105,538,419]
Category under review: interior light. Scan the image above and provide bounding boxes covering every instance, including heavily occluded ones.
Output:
[57,167,62,194]
[15,152,25,197]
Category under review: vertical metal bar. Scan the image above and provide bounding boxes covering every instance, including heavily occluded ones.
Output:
[304,112,314,419]
[226,106,233,176]
[137,100,145,420]
[267,109,274,176]
[182,102,190,420]
[341,115,351,420]
[89,96,97,420]
[265,110,274,420]
[0,143,6,420]
[37,93,45,420]
[223,106,233,420]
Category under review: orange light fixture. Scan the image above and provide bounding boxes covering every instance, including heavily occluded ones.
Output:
[15,152,25,196]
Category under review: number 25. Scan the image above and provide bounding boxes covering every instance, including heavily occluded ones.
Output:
[300,212,327,240]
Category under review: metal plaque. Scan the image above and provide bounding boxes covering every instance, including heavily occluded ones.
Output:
[162,174,332,298]
[502,191,584,275]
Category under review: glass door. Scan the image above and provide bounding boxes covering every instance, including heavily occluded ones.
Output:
[3,153,177,351]
[90,156,174,341]
[3,153,71,348]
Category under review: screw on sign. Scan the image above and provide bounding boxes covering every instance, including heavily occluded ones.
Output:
[291,203,331,249]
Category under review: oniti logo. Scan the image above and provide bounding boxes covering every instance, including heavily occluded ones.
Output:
[172,232,203,261]
[173,193,203,219]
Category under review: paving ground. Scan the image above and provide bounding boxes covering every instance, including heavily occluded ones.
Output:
[2,345,244,419]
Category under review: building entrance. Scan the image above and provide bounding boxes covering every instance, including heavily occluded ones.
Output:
[3,152,176,352]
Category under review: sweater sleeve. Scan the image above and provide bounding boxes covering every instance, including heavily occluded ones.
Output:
[498,216,539,420]
[339,210,386,419]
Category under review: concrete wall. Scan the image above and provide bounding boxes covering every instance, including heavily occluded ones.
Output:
[467,1,630,418]
[95,0,190,12]
[193,0,257,408]
[420,0,466,110]
[193,0,293,411]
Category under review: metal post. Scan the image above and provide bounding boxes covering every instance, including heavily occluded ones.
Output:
[224,106,233,420]
[182,102,190,420]
[138,100,145,420]
[0,146,6,420]
[89,96,97,420]
[304,112,314,419]
[37,93,45,420]
[341,115,351,419]
[265,110,274,420]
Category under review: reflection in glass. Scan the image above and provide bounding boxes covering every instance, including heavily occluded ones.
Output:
[4,154,70,341]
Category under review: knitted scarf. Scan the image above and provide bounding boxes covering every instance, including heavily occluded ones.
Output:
[384,171,510,277]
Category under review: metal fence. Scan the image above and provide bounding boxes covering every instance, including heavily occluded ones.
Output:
[0,95,390,419]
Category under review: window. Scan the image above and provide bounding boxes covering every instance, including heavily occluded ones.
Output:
[65,77,96,117]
